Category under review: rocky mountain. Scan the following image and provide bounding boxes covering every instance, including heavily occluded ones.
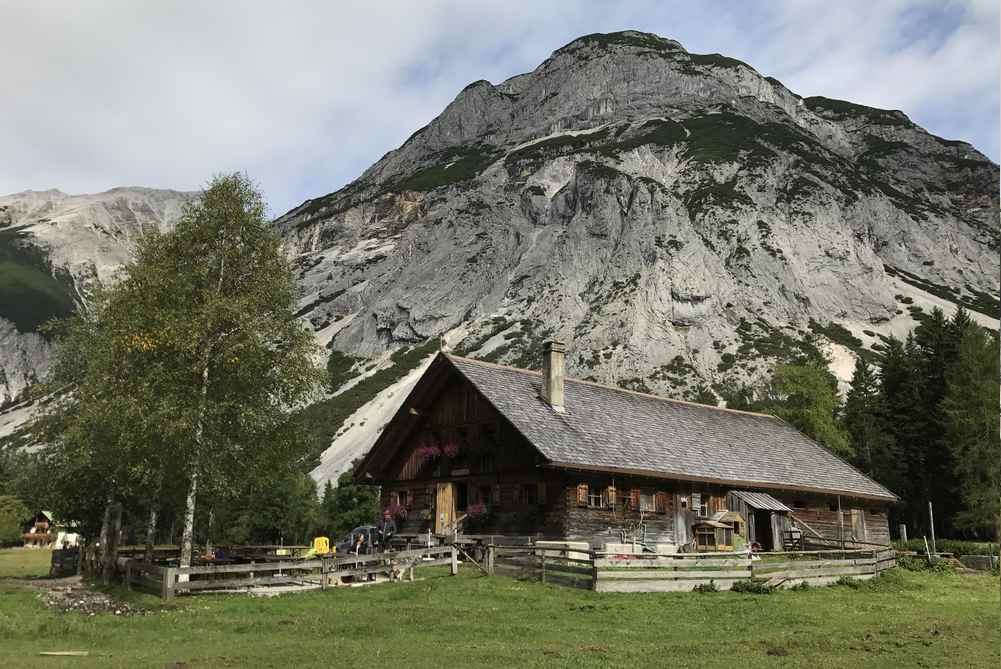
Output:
[2,32,998,487]
[277,32,998,381]
[0,187,194,407]
[273,32,998,486]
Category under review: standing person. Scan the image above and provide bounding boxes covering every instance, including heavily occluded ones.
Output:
[378,510,397,552]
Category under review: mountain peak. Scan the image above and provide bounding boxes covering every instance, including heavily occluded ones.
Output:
[554,31,686,56]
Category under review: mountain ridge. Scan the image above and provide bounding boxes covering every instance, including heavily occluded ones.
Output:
[0,32,997,488]
[269,31,998,486]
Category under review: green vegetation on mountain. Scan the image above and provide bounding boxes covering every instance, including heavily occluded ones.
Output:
[0,228,75,333]
[397,144,500,192]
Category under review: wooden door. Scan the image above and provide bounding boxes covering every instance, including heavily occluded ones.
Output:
[434,483,454,535]
[850,509,866,542]
[673,494,691,546]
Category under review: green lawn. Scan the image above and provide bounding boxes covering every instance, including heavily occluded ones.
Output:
[0,547,52,578]
[0,549,997,668]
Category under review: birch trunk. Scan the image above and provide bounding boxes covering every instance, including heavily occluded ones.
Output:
[204,508,214,555]
[102,502,122,584]
[178,470,198,582]
[97,495,113,576]
[143,506,158,564]
[178,362,211,580]
[143,472,163,563]
[179,220,229,579]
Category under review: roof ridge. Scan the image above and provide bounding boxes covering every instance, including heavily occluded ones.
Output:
[445,352,776,419]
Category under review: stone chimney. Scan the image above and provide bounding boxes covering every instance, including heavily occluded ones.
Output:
[541,340,566,413]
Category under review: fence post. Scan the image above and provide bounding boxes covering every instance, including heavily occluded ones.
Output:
[320,558,328,591]
[590,550,598,591]
[124,559,132,591]
[539,549,546,584]
[486,545,495,575]
[162,567,176,599]
[450,546,459,576]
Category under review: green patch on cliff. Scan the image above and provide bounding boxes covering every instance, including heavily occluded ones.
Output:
[685,178,753,217]
[612,119,687,152]
[803,96,912,126]
[682,112,837,171]
[688,52,749,69]
[886,265,1000,319]
[298,340,439,470]
[0,227,76,333]
[397,144,500,192]
[563,32,682,53]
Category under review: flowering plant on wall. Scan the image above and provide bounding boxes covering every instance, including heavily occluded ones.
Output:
[417,445,441,462]
[417,433,441,463]
[384,503,408,520]
[439,429,462,458]
[465,502,489,519]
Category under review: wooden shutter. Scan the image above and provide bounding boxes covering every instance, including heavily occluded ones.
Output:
[629,488,641,511]
[576,483,589,506]
[654,492,667,514]
[606,486,617,508]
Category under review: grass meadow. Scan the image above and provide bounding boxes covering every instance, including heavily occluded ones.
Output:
[0,548,997,668]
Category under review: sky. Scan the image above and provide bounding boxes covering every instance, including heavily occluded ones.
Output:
[2,0,998,217]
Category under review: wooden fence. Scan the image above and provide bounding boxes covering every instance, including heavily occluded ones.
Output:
[112,545,458,598]
[487,545,896,592]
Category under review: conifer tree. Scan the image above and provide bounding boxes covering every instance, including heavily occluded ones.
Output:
[940,324,1000,536]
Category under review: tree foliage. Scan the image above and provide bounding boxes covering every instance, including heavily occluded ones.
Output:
[940,324,1000,533]
[317,471,380,538]
[0,495,29,546]
[34,173,324,550]
[842,307,999,538]
[751,361,851,457]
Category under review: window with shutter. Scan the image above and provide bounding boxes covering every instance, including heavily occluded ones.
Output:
[639,491,655,512]
[629,489,641,511]
[654,492,667,514]
[606,486,617,508]
[576,483,589,506]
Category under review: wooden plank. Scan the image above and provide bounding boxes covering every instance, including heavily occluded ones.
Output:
[753,558,876,571]
[597,569,752,580]
[162,567,176,599]
[593,557,750,569]
[178,560,324,576]
[771,564,874,580]
[595,578,743,593]
[177,574,317,592]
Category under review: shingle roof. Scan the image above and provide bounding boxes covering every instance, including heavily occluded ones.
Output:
[446,355,896,502]
[730,490,792,511]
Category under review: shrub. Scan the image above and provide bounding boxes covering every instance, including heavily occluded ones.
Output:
[892,538,998,556]
[790,581,810,591]
[731,578,772,594]
[0,495,29,546]
[693,580,719,593]
[835,575,862,589]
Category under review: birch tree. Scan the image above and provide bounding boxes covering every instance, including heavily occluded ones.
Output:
[38,174,322,569]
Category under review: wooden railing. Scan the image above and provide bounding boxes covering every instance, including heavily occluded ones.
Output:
[113,545,458,598]
[486,545,897,592]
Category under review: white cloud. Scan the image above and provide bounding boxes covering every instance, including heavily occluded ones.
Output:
[0,1,996,215]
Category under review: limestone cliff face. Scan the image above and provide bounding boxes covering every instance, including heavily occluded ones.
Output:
[275,31,999,399]
[0,187,194,405]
